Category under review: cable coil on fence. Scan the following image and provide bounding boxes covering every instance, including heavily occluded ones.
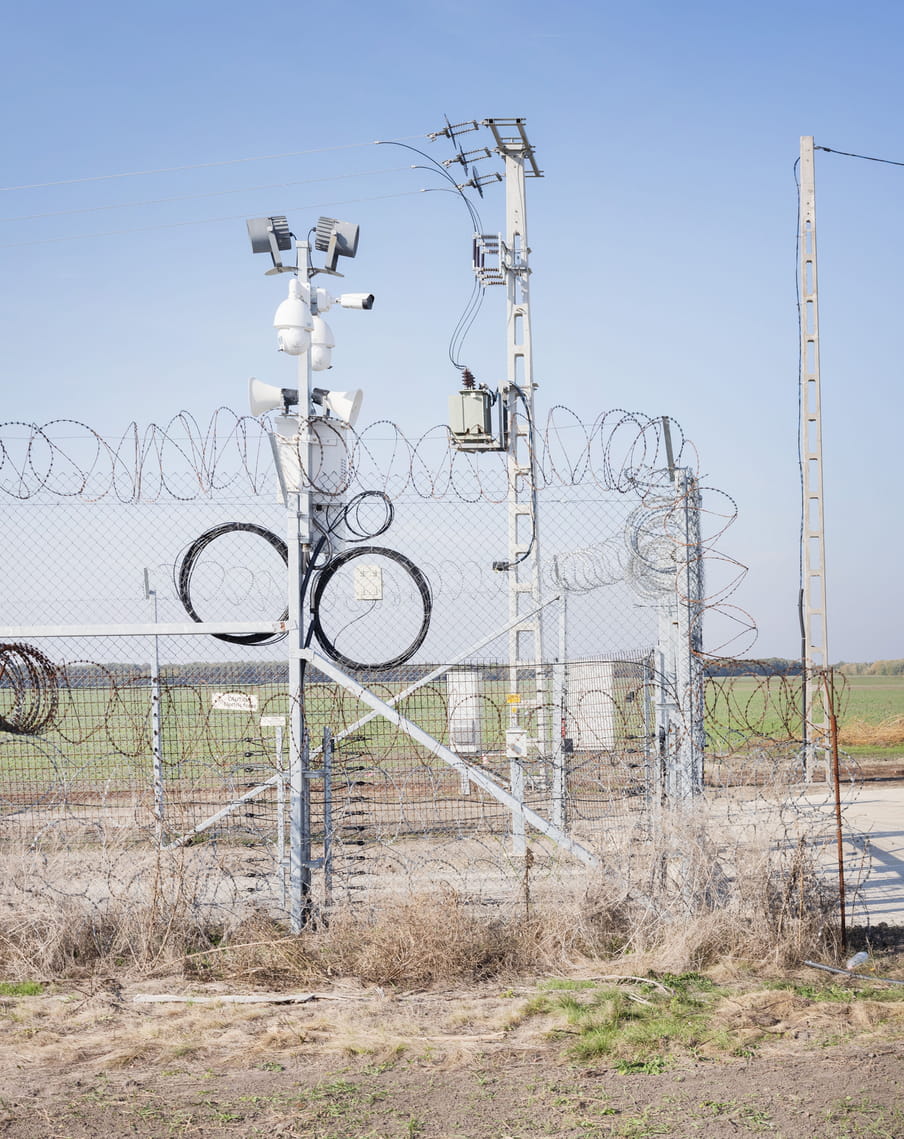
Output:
[308,545,432,672]
[177,522,289,646]
[177,494,432,669]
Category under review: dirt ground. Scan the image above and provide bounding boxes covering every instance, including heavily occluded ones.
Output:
[1,967,903,1139]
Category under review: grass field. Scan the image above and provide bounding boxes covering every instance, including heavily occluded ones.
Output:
[2,670,903,802]
[706,673,904,757]
[835,673,904,720]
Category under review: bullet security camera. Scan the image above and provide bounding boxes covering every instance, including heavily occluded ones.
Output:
[337,293,375,310]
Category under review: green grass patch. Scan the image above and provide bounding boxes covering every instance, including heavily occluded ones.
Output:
[824,1095,904,1138]
[766,980,904,1003]
[0,980,44,996]
[705,673,904,749]
[520,972,724,1066]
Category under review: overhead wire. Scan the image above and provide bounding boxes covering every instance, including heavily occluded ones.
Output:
[2,126,497,374]
[0,135,428,193]
[0,190,426,248]
[815,145,904,169]
[379,138,490,371]
[0,166,412,224]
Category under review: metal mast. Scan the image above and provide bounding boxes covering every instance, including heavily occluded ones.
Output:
[799,136,830,763]
[483,119,546,706]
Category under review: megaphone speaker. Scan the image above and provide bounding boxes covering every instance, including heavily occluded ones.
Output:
[249,378,298,417]
[312,388,363,427]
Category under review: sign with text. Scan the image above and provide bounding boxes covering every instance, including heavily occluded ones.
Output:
[211,692,258,713]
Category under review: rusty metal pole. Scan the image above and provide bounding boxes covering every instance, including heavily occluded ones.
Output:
[824,669,847,952]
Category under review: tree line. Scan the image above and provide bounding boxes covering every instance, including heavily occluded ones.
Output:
[835,660,904,676]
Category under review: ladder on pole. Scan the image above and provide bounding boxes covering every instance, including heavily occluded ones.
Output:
[483,121,548,846]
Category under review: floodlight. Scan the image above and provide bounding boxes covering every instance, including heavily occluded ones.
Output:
[246,215,295,274]
[249,378,299,416]
[315,217,360,273]
[312,387,363,427]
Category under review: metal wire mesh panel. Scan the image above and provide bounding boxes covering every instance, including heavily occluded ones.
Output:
[0,412,871,928]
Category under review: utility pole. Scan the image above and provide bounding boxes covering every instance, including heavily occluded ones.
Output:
[483,119,548,840]
[799,136,830,771]
[483,124,545,690]
[442,117,547,844]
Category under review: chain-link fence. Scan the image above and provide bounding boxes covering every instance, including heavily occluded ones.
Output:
[0,411,871,939]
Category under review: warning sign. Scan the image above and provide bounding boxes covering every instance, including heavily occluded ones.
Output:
[505,693,522,706]
[211,692,258,713]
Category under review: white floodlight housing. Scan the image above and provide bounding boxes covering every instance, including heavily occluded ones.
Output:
[249,378,299,416]
[315,217,360,273]
[312,387,363,427]
[310,315,335,372]
[246,215,295,274]
[337,292,375,310]
[273,278,313,355]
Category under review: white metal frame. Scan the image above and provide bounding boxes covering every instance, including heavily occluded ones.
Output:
[483,119,547,852]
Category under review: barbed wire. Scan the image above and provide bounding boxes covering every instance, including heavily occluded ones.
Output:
[0,408,699,503]
[0,413,876,953]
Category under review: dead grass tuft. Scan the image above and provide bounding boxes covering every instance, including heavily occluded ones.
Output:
[0,810,845,988]
[839,715,904,747]
[320,889,542,987]
[570,824,841,973]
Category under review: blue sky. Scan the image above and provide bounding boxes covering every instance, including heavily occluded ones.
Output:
[2,0,902,662]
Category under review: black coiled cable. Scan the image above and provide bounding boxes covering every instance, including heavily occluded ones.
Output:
[177,522,289,646]
[308,545,432,672]
[337,490,395,542]
[178,496,431,667]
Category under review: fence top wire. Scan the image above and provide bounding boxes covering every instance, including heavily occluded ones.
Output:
[0,408,699,502]
[0,407,755,660]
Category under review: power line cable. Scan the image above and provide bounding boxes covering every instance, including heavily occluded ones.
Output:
[380,139,489,370]
[0,135,427,193]
[815,145,904,168]
[0,167,411,224]
[0,190,426,249]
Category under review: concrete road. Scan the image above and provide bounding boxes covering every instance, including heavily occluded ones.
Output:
[803,782,904,928]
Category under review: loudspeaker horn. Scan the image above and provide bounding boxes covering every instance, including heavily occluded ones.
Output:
[312,387,363,427]
[248,377,298,417]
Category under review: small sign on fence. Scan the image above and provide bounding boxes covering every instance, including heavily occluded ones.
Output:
[211,692,258,713]
[354,564,383,601]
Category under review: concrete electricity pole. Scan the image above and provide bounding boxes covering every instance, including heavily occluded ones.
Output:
[799,136,830,771]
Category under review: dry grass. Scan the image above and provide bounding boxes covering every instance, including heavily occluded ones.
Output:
[839,715,904,747]
[319,889,543,986]
[568,823,841,973]
[0,811,845,989]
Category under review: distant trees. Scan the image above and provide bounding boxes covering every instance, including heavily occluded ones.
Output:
[835,660,904,676]
[703,658,804,677]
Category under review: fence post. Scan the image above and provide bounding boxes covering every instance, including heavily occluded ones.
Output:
[322,726,333,909]
[144,569,165,845]
[824,668,848,951]
[287,481,312,932]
